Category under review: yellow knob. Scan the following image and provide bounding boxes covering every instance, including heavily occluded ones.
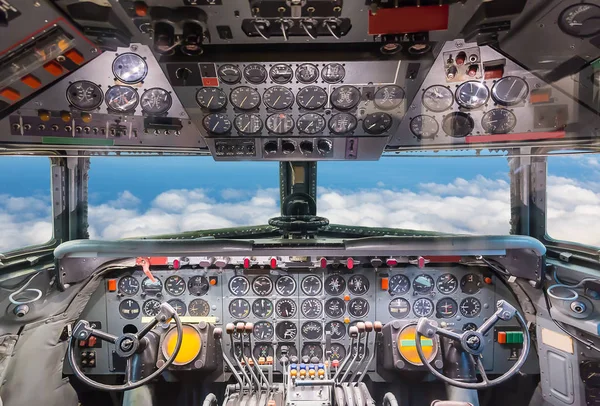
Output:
[38,110,51,121]
[81,112,92,123]
[60,111,72,122]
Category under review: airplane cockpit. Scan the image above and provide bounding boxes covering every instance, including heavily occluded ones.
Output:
[0,1,599,406]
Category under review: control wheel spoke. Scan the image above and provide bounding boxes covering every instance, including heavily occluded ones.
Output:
[73,320,117,344]
[469,354,490,384]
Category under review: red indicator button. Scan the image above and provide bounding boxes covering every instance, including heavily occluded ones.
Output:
[270,257,277,269]
[320,257,328,269]
[243,257,250,269]
[497,331,507,344]
[172,259,180,270]
[347,257,354,270]
[417,256,425,268]
[202,77,219,87]
[484,277,493,284]
[386,258,398,267]
[381,277,389,291]
[107,279,117,292]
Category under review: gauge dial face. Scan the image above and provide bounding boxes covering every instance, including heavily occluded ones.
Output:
[297,86,328,110]
[463,322,478,332]
[482,108,517,134]
[374,85,405,110]
[105,86,138,112]
[363,112,393,134]
[301,298,323,318]
[297,113,326,134]
[422,85,454,112]
[119,299,140,319]
[276,275,296,295]
[324,275,346,295]
[165,275,186,296]
[67,81,103,111]
[188,276,210,296]
[252,298,274,318]
[442,112,474,137]
[413,274,434,294]
[244,64,267,84]
[348,298,369,318]
[436,274,458,294]
[266,113,294,134]
[188,299,210,317]
[276,298,297,318]
[269,64,293,84]
[559,4,600,37]
[140,88,172,115]
[168,299,186,316]
[491,76,529,106]
[410,115,439,139]
[329,343,347,361]
[218,64,242,84]
[456,81,489,109]
[113,53,148,84]
[302,321,323,340]
[229,298,250,318]
[142,277,162,295]
[331,85,361,110]
[252,276,273,296]
[276,344,298,359]
[325,297,346,318]
[302,344,323,360]
[413,298,434,318]
[230,86,261,110]
[203,113,232,135]
[321,63,345,84]
[301,275,322,295]
[460,297,482,318]
[264,86,294,110]
[196,87,227,111]
[253,344,274,359]
[329,113,357,134]
[325,321,346,340]
[348,275,369,295]
[118,276,139,295]
[460,274,482,294]
[229,276,250,296]
[253,321,274,340]
[388,274,410,296]
[436,298,458,318]
[276,321,298,340]
[234,113,263,135]
[142,299,161,317]
[389,298,410,319]
[296,64,319,84]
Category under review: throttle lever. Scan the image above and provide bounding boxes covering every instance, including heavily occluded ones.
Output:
[214,327,245,389]
[351,321,373,382]
[333,326,358,383]
[340,323,364,382]
[227,323,252,391]
[357,321,381,383]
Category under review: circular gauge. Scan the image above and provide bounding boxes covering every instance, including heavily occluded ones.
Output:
[264,86,294,110]
[196,87,227,111]
[168,299,186,316]
[276,275,296,295]
[253,321,274,341]
[462,323,478,332]
[140,88,172,115]
[276,321,298,340]
[302,343,323,360]
[165,275,186,296]
[436,298,458,318]
[296,64,319,84]
[330,85,361,110]
[413,274,434,295]
[413,298,434,318]
[321,63,345,84]
[422,85,454,112]
[397,325,438,366]
[188,299,210,317]
[162,325,202,366]
[324,275,346,295]
[329,343,347,361]
[297,86,328,110]
[244,64,267,84]
[325,298,346,318]
[410,115,439,139]
[460,297,482,318]
[118,276,139,295]
[559,4,600,38]
[325,320,346,340]
[252,276,274,296]
[329,113,357,134]
[456,81,489,109]
[234,113,263,135]
[229,298,251,318]
[230,86,261,110]
[203,113,232,135]
[253,343,274,359]
[229,276,250,296]
[66,81,103,111]
[142,299,161,317]
[113,53,147,84]
[218,64,242,84]
[119,299,140,319]
[105,86,138,113]
[348,298,369,318]
[436,274,458,294]
[460,274,483,294]
[301,275,322,296]
[348,275,369,295]
[363,112,393,134]
[188,276,210,296]
[491,76,529,106]
[270,64,293,84]
[388,298,411,319]
[297,113,326,134]
[302,321,323,340]
[388,274,410,296]
[276,298,297,318]
[301,298,323,318]
[442,112,474,137]
[266,113,294,134]
[252,298,274,318]
[374,85,405,110]
[482,108,517,134]
[141,277,162,295]
[276,344,298,359]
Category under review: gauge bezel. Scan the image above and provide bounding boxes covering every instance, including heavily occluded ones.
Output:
[373,85,405,111]
[105,85,139,113]
[321,63,346,84]
[66,80,104,111]
[252,276,274,296]
[296,63,319,84]
[409,115,439,139]
[558,3,600,38]
[229,298,251,318]
[188,275,210,297]
[297,113,326,134]
[455,81,490,109]
[348,298,370,317]
[265,113,294,135]
[229,275,250,296]
[441,112,474,137]
[275,275,296,295]
[388,274,411,296]
[436,273,458,294]
[140,87,172,115]
[167,299,187,316]
[188,299,211,317]
[112,53,148,84]
[202,113,232,135]
[325,321,346,340]
[301,298,323,318]
[118,276,140,295]
[243,64,267,84]
[325,297,346,318]
[234,113,263,135]
[253,321,274,341]
[269,64,294,84]
[481,108,517,134]
[301,275,323,296]
[301,320,324,340]
[412,274,435,294]
[142,299,161,317]
[296,86,328,110]
[263,86,294,110]
[362,112,393,135]
[328,112,358,135]
[218,64,242,84]
[324,274,346,295]
[230,86,261,111]
[196,87,228,111]
[421,85,454,112]
[330,85,361,110]
[119,299,140,319]
[491,76,529,106]
[276,298,297,318]
[165,275,186,296]
[347,274,370,295]
[413,297,434,318]
[436,297,458,318]
[252,298,274,318]
[459,297,482,318]
[141,277,163,294]
[388,297,411,319]
[275,321,298,340]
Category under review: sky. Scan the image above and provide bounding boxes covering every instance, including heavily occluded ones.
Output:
[0,153,599,253]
